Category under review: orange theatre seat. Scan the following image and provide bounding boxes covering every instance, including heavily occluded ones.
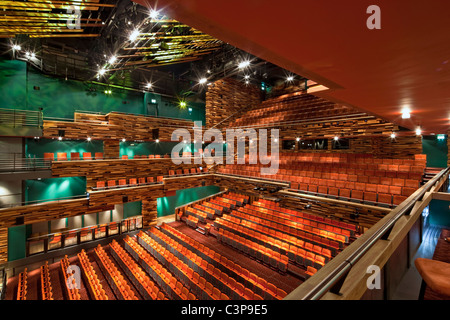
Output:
[95,152,103,160]
[70,152,80,160]
[415,258,450,299]
[43,153,54,161]
[118,179,127,186]
[83,152,92,160]
[129,178,137,186]
[121,155,129,160]
[56,152,67,161]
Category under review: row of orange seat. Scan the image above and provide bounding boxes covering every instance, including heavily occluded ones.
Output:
[60,255,81,300]
[40,262,54,300]
[186,208,207,224]
[243,204,351,241]
[16,268,28,300]
[137,231,228,300]
[186,215,199,229]
[149,227,256,300]
[77,249,108,300]
[160,223,287,300]
[230,210,334,259]
[95,176,163,190]
[123,236,190,300]
[216,217,325,271]
[94,245,138,300]
[252,200,357,233]
[109,240,166,300]
[44,152,103,161]
[168,167,208,176]
[122,154,169,159]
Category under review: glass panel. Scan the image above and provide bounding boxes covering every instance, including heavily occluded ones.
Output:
[29,239,45,255]
[80,228,93,243]
[109,222,119,236]
[129,218,136,231]
[282,140,296,150]
[64,232,78,247]
[48,233,62,251]
[121,220,128,233]
[94,225,106,239]
[136,216,143,229]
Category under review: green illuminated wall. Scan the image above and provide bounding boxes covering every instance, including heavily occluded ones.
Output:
[157,185,220,217]
[422,135,448,168]
[428,199,450,227]
[25,138,103,159]
[25,177,86,203]
[7,225,29,261]
[0,58,205,122]
[124,201,142,218]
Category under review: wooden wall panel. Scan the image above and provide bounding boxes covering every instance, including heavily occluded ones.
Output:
[163,174,214,192]
[51,158,206,189]
[103,140,119,159]
[0,227,7,264]
[43,112,195,142]
[205,78,261,129]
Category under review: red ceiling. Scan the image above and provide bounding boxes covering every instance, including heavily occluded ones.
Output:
[134,0,450,133]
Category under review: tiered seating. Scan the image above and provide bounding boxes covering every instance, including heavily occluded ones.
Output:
[136,231,230,300]
[186,207,207,223]
[77,249,108,300]
[148,227,251,299]
[305,266,318,278]
[218,153,426,206]
[94,176,162,190]
[193,204,216,220]
[40,261,54,300]
[60,255,81,300]
[123,236,187,300]
[16,268,28,300]
[228,94,356,128]
[186,215,199,228]
[160,223,287,300]
[94,245,138,300]
[109,240,165,300]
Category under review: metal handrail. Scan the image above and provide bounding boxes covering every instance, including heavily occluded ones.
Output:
[297,166,450,300]
[0,157,52,172]
[0,108,43,128]
[0,194,87,209]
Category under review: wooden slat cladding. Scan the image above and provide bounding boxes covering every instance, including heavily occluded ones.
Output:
[51,158,206,189]
[43,112,195,142]
[163,174,215,192]
[103,140,119,159]
[0,227,7,264]
[205,78,261,129]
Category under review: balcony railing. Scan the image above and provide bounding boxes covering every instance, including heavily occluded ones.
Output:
[0,154,52,172]
[0,108,43,128]
[26,216,143,257]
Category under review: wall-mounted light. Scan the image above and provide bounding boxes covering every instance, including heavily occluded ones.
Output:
[199,78,207,85]
[286,75,294,82]
[87,137,91,142]
[179,101,187,109]
[155,139,159,143]
[58,136,63,141]
[334,136,339,141]
[390,132,396,139]
[122,138,126,142]
[12,44,21,51]
[98,68,106,76]
[296,137,300,142]
[401,107,411,119]
[415,127,422,136]
[238,60,250,69]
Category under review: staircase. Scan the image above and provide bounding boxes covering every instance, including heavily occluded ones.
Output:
[422,167,444,184]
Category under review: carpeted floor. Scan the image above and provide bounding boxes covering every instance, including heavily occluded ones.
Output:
[424,228,450,300]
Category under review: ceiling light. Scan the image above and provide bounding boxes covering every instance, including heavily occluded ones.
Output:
[146,83,152,89]
[98,68,106,76]
[334,136,339,141]
[274,138,278,142]
[199,77,207,84]
[149,9,159,19]
[193,140,197,143]
[183,140,187,143]
[245,80,249,85]
[58,136,63,141]
[390,132,396,139]
[87,137,91,141]
[415,128,422,136]
[122,138,126,142]
[108,56,117,64]
[25,51,30,57]
[129,29,140,42]
[155,139,159,143]
[31,52,36,59]
[238,60,250,69]
[12,44,21,51]
[296,137,300,141]
[401,107,411,119]
[244,75,250,80]
[179,101,187,109]
[286,76,294,82]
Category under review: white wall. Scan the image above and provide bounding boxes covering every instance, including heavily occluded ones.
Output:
[0,180,22,207]
[51,218,66,231]
[0,137,22,157]
[67,215,82,230]
[83,212,97,227]
[98,210,111,224]
[112,204,124,222]
[32,221,48,234]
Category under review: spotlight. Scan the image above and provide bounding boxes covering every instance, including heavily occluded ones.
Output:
[274,138,278,142]
[122,138,126,142]
[87,137,91,141]
[202,141,205,144]
[401,107,411,119]
[296,137,300,141]
[58,136,63,141]
[244,75,250,80]
[390,132,396,139]
[286,75,294,82]
[155,139,159,143]
[183,140,187,144]
[146,83,152,89]
[25,51,30,57]
[199,77,207,85]
[108,56,117,64]
[193,140,196,143]
[238,60,250,69]
[129,29,140,42]
[415,128,422,136]
[305,204,312,209]
[245,80,250,85]
[12,44,21,51]
[98,68,106,76]
[31,52,36,59]
[179,101,187,109]
[149,9,159,19]
[334,136,339,141]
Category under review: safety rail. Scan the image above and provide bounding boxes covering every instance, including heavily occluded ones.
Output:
[0,108,43,128]
[285,166,450,300]
[0,194,87,209]
[0,156,52,172]
[0,268,6,301]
